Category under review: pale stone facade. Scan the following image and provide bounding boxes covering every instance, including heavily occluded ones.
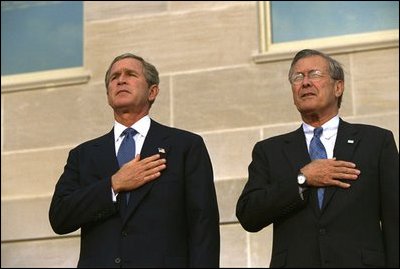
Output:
[1,2,398,267]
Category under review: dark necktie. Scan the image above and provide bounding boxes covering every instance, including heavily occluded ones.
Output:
[117,128,137,204]
[309,127,327,208]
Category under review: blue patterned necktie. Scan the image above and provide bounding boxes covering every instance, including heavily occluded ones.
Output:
[117,128,137,204]
[309,127,327,208]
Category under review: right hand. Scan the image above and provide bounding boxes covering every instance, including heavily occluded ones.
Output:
[111,153,167,193]
[301,158,360,188]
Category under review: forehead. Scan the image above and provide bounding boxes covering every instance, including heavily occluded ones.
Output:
[110,58,143,73]
[293,55,328,72]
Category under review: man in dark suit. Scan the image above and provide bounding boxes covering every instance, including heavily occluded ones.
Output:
[236,49,399,268]
[49,53,220,267]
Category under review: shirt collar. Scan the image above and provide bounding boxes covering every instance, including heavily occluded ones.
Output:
[302,115,339,140]
[114,115,151,142]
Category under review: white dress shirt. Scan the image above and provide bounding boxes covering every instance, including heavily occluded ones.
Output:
[302,115,339,159]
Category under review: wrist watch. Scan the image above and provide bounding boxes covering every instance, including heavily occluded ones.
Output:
[297,172,307,186]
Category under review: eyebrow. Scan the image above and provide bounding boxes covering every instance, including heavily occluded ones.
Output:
[110,68,140,77]
[293,69,322,74]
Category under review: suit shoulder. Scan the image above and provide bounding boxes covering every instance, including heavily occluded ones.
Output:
[154,121,203,141]
[344,122,395,141]
[351,123,392,134]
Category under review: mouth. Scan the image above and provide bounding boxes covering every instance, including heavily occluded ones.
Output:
[300,92,316,98]
[116,89,130,95]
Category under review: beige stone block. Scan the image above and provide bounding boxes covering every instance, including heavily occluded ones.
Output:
[1,196,79,241]
[220,223,248,267]
[203,129,261,179]
[148,76,171,126]
[1,236,80,268]
[85,3,258,82]
[168,1,244,11]
[173,63,301,132]
[215,178,247,223]
[262,122,303,140]
[249,225,273,267]
[2,83,113,151]
[85,1,168,22]
[332,54,354,117]
[2,148,70,198]
[351,48,399,115]
[2,78,169,151]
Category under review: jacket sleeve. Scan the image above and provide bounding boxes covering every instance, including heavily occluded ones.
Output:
[48,146,118,235]
[236,141,307,233]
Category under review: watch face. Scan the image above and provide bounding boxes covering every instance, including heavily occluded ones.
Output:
[297,174,306,184]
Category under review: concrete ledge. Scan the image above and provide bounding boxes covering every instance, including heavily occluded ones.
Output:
[1,67,91,93]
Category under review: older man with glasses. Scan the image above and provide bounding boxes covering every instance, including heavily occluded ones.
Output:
[236,49,399,268]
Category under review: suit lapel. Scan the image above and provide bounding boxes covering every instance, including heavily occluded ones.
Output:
[283,126,310,173]
[122,120,170,225]
[321,119,359,211]
[91,129,120,178]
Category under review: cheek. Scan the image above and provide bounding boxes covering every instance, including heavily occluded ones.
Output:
[292,87,300,99]
[106,87,117,100]
[106,93,113,106]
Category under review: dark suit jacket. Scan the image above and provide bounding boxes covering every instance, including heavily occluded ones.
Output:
[236,119,399,268]
[49,120,220,268]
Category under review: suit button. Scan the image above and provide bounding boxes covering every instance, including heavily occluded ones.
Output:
[114,257,121,264]
[122,231,128,237]
[319,228,326,235]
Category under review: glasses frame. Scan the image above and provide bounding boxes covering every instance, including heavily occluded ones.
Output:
[290,69,327,85]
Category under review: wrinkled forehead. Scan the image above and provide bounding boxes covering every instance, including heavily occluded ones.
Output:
[293,55,328,72]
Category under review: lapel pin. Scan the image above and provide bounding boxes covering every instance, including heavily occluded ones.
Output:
[158,147,166,158]
[347,139,354,144]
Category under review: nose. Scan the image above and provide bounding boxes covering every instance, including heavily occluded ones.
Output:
[301,76,312,86]
[117,74,127,84]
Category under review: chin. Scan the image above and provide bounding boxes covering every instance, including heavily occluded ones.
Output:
[297,99,318,110]
[113,97,133,105]
[297,105,317,114]
[112,101,133,110]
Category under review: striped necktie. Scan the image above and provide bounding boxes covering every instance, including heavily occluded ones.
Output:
[117,128,137,204]
[309,127,327,208]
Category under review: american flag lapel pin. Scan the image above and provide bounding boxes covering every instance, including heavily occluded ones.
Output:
[158,147,166,158]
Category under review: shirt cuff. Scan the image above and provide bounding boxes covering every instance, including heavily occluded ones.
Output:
[298,186,308,200]
[111,187,118,202]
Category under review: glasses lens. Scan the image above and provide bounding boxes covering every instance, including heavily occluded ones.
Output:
[291,74,303,84]
[291,70,324,85]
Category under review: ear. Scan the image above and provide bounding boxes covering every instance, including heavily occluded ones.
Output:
[334,80,344,98]
[148,84,159,102]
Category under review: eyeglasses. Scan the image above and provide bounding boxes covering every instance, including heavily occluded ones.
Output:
[290,70,326,85]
